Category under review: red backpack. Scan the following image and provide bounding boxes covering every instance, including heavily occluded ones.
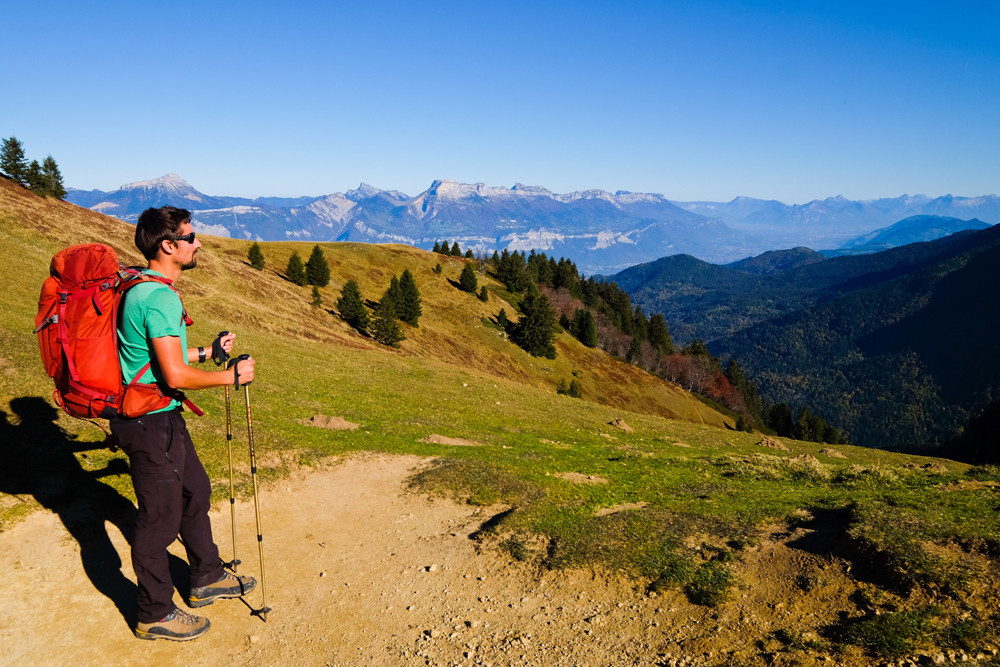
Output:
[35,243,202,420]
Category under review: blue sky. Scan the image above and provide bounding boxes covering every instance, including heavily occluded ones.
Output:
[5,1,998,202]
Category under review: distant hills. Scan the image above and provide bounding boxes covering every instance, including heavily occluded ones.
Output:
[613,226,1000,452]
[822,215,991,256]
[67,175,1000,274]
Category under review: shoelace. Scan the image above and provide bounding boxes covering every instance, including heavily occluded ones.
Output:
[163,609,202,625]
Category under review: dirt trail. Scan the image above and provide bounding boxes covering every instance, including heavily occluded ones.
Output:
[4,453,975,667]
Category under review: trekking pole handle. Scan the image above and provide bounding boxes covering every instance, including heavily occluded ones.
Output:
[227,353,252,389]
[213,331,232,366]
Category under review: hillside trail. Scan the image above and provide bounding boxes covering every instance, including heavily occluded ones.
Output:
[1,453,893,667]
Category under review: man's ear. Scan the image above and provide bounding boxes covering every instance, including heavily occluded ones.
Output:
[159,238,177,257]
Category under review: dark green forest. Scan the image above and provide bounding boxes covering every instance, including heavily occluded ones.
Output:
[614,225,1000,457]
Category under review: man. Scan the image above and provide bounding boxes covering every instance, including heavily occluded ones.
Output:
[111,206,257,641]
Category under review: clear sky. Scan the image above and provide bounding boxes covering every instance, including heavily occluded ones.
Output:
[4,1,998,203]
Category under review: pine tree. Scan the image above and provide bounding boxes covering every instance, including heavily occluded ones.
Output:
[310,285,323,308]
[464,249,474,259]
[450,241,462,256]
[305,245,331,287]
[336,279,370,333]
[382,275,402,313]
[647,314,674,355]
[571,309,598,348]
[433,263,442,274]
[397,269,422,326]
[25,160,44,192]
[459,262,478,293]
[512,288,557,359]
[248,242,265,269]
[437,241,450,255]
[497,309,509,329]
[286,251,307,286]
[432,241,442,253]
[478,286,489,302]
[40,155,66,199]
[0,136,28,185]
[372,298,405,347]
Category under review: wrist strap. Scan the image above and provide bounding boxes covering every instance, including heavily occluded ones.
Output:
[198,347,206,363]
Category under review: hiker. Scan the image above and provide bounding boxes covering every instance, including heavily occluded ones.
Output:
[111,206,257,641]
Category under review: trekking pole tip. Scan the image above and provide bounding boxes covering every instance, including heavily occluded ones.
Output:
[252,606,272,621]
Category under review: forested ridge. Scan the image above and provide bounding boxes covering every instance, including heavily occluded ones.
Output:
[615,225,1000,456]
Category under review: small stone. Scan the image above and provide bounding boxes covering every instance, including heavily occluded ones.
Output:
[319,571,326,577]
[249,635,260,645]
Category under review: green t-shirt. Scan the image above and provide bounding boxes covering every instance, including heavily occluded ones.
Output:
[118,270,187,413]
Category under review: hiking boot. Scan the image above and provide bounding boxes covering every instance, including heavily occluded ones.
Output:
[134,608,210,641]
[189,571,257,608]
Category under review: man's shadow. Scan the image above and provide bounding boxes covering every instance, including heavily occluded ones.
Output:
[0,398,140,624]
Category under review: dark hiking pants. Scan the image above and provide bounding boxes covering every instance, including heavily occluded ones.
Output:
[111,409,223,623]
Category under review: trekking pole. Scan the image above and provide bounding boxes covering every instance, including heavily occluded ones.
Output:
[213,332,240,573]
[229,354,271,620]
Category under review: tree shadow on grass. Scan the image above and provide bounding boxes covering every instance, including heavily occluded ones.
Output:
[0,397,182,629]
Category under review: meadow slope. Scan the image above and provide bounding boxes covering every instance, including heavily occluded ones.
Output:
[1,180,999,665]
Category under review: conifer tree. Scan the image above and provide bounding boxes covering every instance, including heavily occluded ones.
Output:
[397,269,422,326]
[478,286,488,302]
[433,263,442,274]
[432,241,442,253]
[382,275,402,312]
[450,241,462,256]
[372,298,404,347]
[0,136,28,185]
[305,245,331,287]
[25,160,44,192]
[286,251,307,286]
[40,155,66,199]
[337,279,370,333]
[497,308,509,329]
[248,242,265,269]
[647,314,674,355]
[464,249,474,259]
[459,262,478,293]
[310,285,323,308]
[572,309,598,348]
[512,288,557,358]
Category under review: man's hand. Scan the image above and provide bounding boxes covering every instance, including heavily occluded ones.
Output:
[218,332,235,356]
[232,355,256,386]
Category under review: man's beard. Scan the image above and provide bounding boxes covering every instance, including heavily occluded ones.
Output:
[181,252,198,270]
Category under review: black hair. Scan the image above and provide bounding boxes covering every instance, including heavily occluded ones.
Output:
[135,206,191,260]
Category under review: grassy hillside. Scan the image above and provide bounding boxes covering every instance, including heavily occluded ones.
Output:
[2,179,999,662]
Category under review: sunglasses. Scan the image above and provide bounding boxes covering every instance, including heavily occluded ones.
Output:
[170,231,197,244]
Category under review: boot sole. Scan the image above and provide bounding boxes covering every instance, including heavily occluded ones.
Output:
[189,580,257,607]
[188,592,241,608]
[134,625,210,641]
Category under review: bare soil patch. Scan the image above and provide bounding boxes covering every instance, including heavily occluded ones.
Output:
[594,502,649,516]
[299,414,361,430]
[555,472,610,485]
[419,434,484,447]
[757,436,790,451]
[608,418,634,432]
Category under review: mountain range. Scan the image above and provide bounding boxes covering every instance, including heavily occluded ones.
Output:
[67,175,1000,274]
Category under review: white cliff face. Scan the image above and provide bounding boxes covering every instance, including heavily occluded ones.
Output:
[305,194,356,224]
